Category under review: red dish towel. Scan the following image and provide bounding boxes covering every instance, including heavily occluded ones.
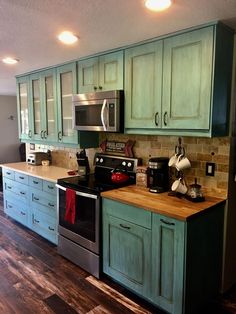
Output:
[64,188,76,224]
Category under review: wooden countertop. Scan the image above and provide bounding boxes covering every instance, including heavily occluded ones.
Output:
[101,185,226,221]
[1,162,72,183]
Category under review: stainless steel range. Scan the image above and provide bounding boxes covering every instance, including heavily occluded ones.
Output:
[56,153,140,278]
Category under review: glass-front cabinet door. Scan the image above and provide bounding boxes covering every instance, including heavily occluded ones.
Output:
[56,62,78,144]
[41,69,57,142]
[16,76,32,140]
[30,73,43,141]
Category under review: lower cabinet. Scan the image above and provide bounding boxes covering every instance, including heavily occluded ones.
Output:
[2,168,58,245]
[103,198,224,314]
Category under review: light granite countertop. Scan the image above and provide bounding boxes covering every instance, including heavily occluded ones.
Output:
[1,162,73,182]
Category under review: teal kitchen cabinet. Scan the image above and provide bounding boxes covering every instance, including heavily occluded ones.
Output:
[103,199,152,298]
[16,75,32,141]
[125,23,233,137]
[2,168,58,244]
[78,50,123,93]
[102,197,224,314]
[29,69,58,142]
[125,41,163,129]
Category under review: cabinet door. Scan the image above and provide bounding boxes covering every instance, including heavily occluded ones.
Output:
[99,51,123,91]
[29,72,44,141]
[41,69,58,142]
[16,76,32,140]
[103,214,151,297]
[162,26,214,130]
[151,214,185,314]
[125,41,163,129]
[57,62,78,144]
[78,57,98,93]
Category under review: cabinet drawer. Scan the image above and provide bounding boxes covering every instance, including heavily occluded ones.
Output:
[2,168,15,180]
[103,198,151,229]
[4,178,29,203]
[29,176,43,190]
[43,180,56,195]
[31,210,57,244]
[15,172,29,185]
[31,189,56,211]
[4,199,29,227]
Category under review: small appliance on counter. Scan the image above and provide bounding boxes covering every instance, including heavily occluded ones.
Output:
[147,157,169,193]
[76,149,90,176]
[185,178,205,202]
[27,150,51,166]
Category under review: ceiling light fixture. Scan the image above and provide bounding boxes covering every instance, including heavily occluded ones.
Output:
[58,31,78,45]
[2,57,19,65]
[145,0,172,11]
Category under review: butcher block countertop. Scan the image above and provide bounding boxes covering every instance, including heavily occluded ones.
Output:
[1,162,71,183]
[101,185,226,221]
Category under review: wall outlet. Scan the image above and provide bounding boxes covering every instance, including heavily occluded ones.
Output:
[206,162,215,176]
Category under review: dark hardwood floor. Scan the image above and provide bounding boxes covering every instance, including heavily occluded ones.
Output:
[0,191,236,314]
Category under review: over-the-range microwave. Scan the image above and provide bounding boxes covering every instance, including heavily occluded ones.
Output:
[72,90,123,132]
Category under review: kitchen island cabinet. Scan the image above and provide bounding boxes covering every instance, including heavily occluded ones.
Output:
[102,186,225,314]
[1,163,72,245]
[125,22,233,137]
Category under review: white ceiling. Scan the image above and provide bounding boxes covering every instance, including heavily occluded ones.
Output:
[0,0,236,96]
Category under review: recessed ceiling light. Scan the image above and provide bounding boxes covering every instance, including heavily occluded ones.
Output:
[2,57,19,64]
[145,0,172,11]
[58,31,78,45]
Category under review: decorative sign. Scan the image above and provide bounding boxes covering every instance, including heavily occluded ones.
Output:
[99,140,135,157]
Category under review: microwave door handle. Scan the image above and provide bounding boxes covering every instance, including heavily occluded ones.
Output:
[101,99,107,131]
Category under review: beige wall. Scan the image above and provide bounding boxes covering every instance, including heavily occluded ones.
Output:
[0,95,20,163]
[27,133,230,198]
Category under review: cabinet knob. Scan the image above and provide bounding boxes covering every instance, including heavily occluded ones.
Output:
[163,112,168,126]
[155,112,159,126]
[94,86,97,90]
[98,86,102,90]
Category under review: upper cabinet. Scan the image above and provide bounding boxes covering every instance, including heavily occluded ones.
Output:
[17,76,32,141]
[78,50,124,93]
[125,23,234,137]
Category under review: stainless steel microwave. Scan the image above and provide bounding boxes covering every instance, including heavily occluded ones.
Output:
[72,90,123,132]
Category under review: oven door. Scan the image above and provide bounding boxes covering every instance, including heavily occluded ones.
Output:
[56,184,100,254]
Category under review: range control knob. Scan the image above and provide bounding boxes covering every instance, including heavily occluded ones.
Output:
[100,158,104,163]
[127,162,132,168]
[122,161,126,166]
[95,157,99,163]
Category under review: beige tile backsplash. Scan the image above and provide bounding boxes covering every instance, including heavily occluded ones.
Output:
[26,134,230,198]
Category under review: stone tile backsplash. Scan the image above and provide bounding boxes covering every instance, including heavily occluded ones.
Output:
[26,134,230,198]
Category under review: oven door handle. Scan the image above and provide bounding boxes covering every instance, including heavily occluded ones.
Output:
[56,184,98,199]
[101,98,107,131]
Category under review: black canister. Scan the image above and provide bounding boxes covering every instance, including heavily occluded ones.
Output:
[147,157,169,193]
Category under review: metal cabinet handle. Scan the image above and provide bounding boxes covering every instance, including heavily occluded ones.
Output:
[58,131,62,141]
[7,186,12,189]
[28,130,32,138]
[33,180,39,184]
[33,197,39,201]
[20,211,26,216]
[48,203,54,207]
[94,86,97,90]
[120,224,131,230]
[40,130,44,139]
[6,172,11,175]
[48,226,55,231]
[98,86,102,90]
[34,219,40,223]
[47,185,54,190]
[160,218,175,226]
[44,130,47,139]
[8,205,12,209]
[19,176,24,180]
[20,191,26,195]
[163,112,168,126]
[155,112,159,126]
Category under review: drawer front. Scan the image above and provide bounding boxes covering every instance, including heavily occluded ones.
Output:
[103,198,152,229]
[31,209,57,244]
[43,180,56,195]
[31,188,56,211]
[4,178,29,203]
[4,199,29,227]
[29,176,43,190]
[2,168,15,180]
[15,172,29,185]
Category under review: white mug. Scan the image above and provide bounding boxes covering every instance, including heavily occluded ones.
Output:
[175,156,191,171]
[168,153,180,167]
[171,178,187,194]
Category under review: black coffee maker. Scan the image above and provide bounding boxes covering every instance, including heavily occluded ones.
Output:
[76,149,90,176]
[147,157,169,193]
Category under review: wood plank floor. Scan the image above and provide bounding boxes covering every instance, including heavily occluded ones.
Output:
[0,191,236,314]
